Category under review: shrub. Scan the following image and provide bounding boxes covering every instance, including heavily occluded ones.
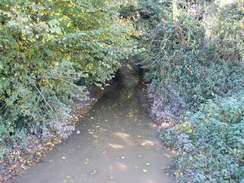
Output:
[210,1,244,62]
[160,92,244,183]
[138,0,244,118]
[134,0,244,182]
[0,0,136,159]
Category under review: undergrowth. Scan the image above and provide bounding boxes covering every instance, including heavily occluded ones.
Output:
[0,0,136,161]
[122,0,244,182]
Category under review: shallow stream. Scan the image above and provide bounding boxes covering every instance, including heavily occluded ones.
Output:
[12,76,173,183]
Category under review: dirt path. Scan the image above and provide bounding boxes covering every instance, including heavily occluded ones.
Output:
[12,77,174,183]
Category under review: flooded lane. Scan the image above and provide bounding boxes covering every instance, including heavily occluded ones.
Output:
[12,77,174,183]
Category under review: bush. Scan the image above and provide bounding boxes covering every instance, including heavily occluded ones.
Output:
[160,92,244,183]
[211,1,244,62]
[133,0,244,182]
[137,0,244,118]
[0,0,136,159]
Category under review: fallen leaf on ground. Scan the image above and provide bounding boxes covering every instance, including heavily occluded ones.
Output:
[89,169,97,175]
[142,169,148,173]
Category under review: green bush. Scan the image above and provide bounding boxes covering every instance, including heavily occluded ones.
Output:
[144,15,244,111]
[0,0,136,159]
[211,2,244,62]
[160,92,244,183]
[137,0,243,116]
[133,0,244,182]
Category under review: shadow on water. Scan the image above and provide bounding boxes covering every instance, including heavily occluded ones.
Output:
[12,68,175,183]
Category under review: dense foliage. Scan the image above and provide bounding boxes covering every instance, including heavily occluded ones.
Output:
[0,0,136,159]
[1,0,243,182]
[161,92,244,182]
[126,0,244,182]
[141,0,244,114]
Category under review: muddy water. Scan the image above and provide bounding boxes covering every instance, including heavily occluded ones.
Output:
[12,77,174,183]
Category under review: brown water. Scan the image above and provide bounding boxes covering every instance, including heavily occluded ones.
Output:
[12,77,174,183]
